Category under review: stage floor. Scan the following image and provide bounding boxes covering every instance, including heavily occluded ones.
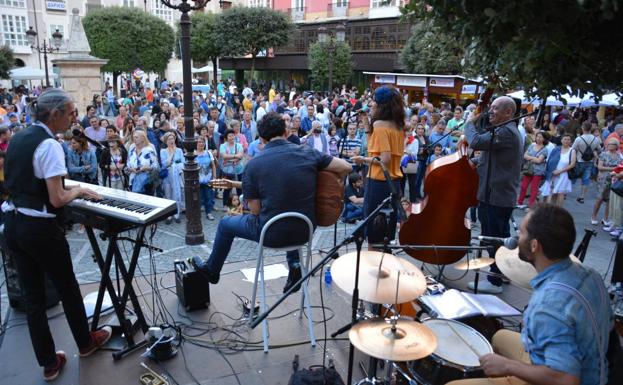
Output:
[0,252,531,385]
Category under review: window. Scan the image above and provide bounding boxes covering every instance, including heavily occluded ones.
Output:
[49,24,64,38]
[248,0,270,7]
[293,0,304,10]
[371,0,397,7]
[334,0,348,6]
[1,14,28,47]
[0,0,26,8]
[152,0,173,22]
[123,0,135,7]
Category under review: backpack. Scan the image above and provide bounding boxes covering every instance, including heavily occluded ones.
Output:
[580,136,596,161]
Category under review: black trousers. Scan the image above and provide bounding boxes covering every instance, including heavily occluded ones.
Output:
[612,235,623,284]
[478,202,514,286]
[4,211,91,367]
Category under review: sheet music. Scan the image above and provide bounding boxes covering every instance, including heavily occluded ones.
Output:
[420,289,521,319]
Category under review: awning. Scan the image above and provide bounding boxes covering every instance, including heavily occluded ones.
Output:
[507,90,621,108]
[9,66,58,80]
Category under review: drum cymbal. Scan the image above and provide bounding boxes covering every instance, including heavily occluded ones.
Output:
[496,247,581,289]
[331,251,426,304]
[349,318,437,361]
[454,257,495,271]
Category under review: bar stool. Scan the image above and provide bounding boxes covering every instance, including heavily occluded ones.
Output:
[249,212,317,352]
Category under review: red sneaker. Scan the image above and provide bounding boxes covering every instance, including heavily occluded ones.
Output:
[43,351,67,381]
[79,326,112,357]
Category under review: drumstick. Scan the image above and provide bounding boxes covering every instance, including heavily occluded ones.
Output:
[447,322,482,359]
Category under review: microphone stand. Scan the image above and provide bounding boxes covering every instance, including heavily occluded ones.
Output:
[333,136,348,249]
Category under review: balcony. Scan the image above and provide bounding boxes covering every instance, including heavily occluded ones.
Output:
[327,1,348,18]
[288,7,306,22]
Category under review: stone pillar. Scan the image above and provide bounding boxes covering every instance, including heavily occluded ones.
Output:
[52,8,107,115]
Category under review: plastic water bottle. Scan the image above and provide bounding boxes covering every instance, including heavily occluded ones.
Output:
[324,266,332,285]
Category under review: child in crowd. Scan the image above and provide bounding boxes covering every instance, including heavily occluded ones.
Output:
[226,194,243,216]
[427,143,444,165]
[343,172,365,223]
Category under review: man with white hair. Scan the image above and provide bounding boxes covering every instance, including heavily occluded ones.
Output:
[465,96,523,293]
[3,89,111,380]
[301,120,330,155]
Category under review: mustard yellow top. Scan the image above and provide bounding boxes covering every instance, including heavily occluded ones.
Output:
[368,125,405,181]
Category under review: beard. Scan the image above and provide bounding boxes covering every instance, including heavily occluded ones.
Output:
[517,242,534,266]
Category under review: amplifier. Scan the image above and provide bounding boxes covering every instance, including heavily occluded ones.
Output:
[174,259,210,312]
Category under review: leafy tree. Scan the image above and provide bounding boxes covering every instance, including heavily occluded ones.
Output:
[175,12,221,87]
[83,6,174,94]
[399,19,463,75]
[215,7,293,82]
[402,1,623,99]
[308,40,353,91]
[0,45,14,79]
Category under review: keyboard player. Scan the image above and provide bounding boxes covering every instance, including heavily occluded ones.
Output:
[2,89,112,381]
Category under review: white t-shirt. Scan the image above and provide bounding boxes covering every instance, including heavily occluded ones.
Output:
[1,124,67,218]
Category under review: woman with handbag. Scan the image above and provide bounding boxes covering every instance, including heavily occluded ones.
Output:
[540,134,576,206]
[592,137,622,226]
[606,161,623,238]
[219,129,244,210]
[517,132,548,208]
[127,130,158,195]
[160,132,184,224]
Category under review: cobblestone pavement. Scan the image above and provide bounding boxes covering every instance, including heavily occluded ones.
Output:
[1,184,619,320]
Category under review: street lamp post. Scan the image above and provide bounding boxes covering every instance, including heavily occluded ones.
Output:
[317,24,346,94]
[160,0,211,245]
[25,27,63,88]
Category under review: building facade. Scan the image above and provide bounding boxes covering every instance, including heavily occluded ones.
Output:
[224,0,410,89]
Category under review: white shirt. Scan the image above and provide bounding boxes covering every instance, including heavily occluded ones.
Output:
[1,122,67,218]
[256,106,267,122]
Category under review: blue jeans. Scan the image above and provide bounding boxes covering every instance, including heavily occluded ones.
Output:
[207,214,300,275]
[574,161,593,186]
[199,184,214,214]
[478,202,513,286]
[343,202,363,222]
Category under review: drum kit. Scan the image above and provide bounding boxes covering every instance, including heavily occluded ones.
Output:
[330,246,550,384]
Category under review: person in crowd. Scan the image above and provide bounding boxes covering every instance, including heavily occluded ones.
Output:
[327,124,340,157]
[401,122,419,203]
[127,130,158,194]
[413,123,429,199]
[104,134,126,190]
[427,143,444,164]
[115,105,128,131]
[205,120,219,156]
[352,86,406,247]
[605,160,623,238]
[283,113,300,145]
[448,204,613,385]
[226,194,243,216]
[0,126,11,151]
[429,119,453,155]
[208,106,227,139]
[300,104,316,134]
[292,115,304,139]
[592,137,622,226]
[219,129,245,209]
[196,138,217,220]
[465,95,523,294]
[572,121,601,203]
[343,172,365,223]
[3,89,111,381]
[241,110,256,143]
[80,105,96,129]
[159,132,184,223]
[302,121,331,155]
[541,134,576,207]
[517,131,548,208]
[191,112,351,293]
[229,119,249,152]
[448,106,465,143]
[67,136,98,184]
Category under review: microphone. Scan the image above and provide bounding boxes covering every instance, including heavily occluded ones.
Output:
[476,235,518,250]
[371,157,408,222]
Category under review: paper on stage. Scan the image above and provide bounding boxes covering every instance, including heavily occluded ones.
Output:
[240,263,289,282]
[420,289,521,319]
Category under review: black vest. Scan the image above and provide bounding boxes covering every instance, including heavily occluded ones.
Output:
[5,124,62,215]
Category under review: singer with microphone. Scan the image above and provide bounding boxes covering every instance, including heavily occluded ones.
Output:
[465,95,523,294]
[352,86,406,247]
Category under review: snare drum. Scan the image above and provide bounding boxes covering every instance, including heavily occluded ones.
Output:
[409,318,493,385]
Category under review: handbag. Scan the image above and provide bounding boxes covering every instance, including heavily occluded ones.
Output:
[159,167,169,179]
[611,179,623,197]
[521,161,534,176]
[402,161,419,174]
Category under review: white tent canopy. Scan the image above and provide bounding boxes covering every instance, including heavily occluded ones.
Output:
[507,90,621,108]
[9,66,58,80]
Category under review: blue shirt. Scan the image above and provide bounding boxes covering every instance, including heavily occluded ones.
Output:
[242,138,332,247]
[247,139,263,158]
[429,132,454,153]
[522,259,612,384]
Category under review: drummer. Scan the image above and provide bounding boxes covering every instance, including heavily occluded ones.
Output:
[448,203,613,385]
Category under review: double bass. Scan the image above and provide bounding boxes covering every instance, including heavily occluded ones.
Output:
[398,89,494,265]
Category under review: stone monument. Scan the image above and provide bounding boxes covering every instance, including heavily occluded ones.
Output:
[52,8,108,115]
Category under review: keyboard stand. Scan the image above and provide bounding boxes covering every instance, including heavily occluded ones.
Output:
[85,225,150,361]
